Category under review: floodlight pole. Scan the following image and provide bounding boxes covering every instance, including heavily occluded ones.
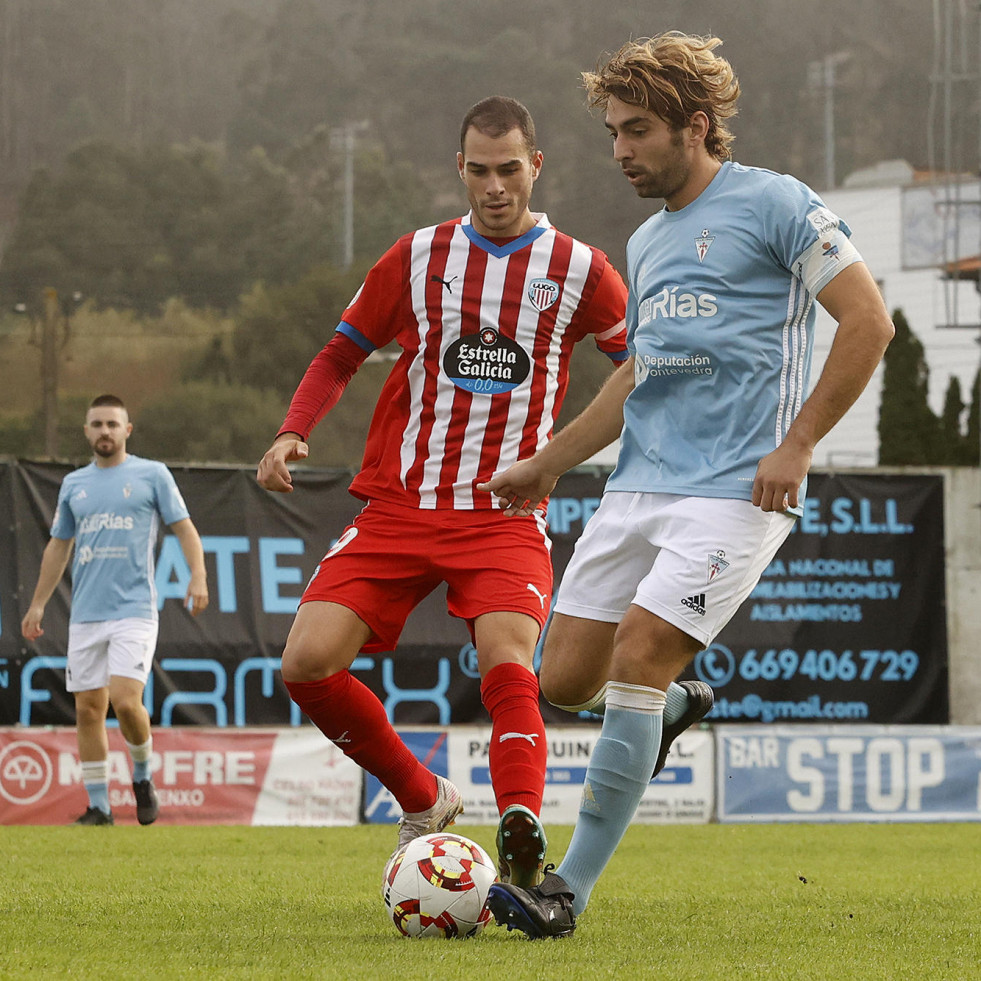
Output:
[808,53,850,190]
[334,120,370,271]
[342,124,356,271]
[41,287,60,458]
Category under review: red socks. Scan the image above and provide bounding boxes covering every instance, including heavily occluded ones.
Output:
[286,663,548,817]
[480,662,547,815]
[285,672,436,812]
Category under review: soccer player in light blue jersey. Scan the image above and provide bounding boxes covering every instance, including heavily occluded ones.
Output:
[479,33,894,937]
[21,394,209,826]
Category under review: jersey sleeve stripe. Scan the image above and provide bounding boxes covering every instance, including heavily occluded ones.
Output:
[336,321,376,353]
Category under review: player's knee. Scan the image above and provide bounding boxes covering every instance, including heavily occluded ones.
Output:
[281,640,350,683]
[547,682,608,714]
[475,647,536,678]
[75,700,105,727]
[544,684,608,714]
[538,660,600,711]
[110,696,146,727]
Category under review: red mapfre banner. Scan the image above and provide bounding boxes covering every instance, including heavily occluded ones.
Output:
[0,726,361,826]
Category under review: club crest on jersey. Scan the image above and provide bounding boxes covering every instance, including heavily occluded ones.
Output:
[707,549,730,583]
[695,229,715,262]
[442,327,531,395]
[527,278,560,312]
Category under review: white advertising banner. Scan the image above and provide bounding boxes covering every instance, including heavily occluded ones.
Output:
[251,728,362,826]
[442,725,714,825]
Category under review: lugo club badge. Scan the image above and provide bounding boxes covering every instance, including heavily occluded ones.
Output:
[443,327,531,395]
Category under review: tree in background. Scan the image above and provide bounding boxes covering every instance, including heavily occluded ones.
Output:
[0,132,434,316]
[878,309,980,465]
[0,141,241,313]
[878,309,940,465]
[133,381,287,464]
[965,369,980,466]
[939,375,966,464]
[230,261,367,399]
[938,374,981,465]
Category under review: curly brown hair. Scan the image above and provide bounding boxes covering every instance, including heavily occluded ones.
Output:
[582,33,740,161]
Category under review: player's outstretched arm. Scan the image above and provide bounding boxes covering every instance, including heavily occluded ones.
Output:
[256,434,309,493]
[170,517,210,616]
[753,262,893,512]
[479,356,635,515]
[20,537,74,640]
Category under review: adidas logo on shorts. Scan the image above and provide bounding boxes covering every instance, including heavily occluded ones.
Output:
[681,593,707,616]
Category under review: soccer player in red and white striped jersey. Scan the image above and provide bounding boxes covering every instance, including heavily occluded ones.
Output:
[257,96,628,886]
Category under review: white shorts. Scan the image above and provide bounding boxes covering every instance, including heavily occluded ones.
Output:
[66,618,159,693]
[554,491,795,647]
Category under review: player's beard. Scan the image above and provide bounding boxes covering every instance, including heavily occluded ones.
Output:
[93,438,118,458]
[627,131,690,201]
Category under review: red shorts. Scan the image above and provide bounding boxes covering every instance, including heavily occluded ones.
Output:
[301,500,554,653]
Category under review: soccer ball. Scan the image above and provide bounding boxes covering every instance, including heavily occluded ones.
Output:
[382,832,497,938]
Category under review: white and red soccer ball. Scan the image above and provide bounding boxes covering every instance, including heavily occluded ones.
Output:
[382,832,497,939]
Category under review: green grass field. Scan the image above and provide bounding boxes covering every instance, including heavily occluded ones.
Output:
[2,822,978,980]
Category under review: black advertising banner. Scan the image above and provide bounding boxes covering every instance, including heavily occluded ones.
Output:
[2,460,473,728]
[0,462,947,727]
[687,472,949,724]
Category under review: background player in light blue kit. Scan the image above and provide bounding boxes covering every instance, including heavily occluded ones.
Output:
[21,394,209,825]
[479,32,895,937]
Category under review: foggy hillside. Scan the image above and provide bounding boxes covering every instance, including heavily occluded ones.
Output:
[0,0,961,268]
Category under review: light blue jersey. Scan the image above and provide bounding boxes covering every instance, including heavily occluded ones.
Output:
[608,161,861,511]
[50,455,190,623]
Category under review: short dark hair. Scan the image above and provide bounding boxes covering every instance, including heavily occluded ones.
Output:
[89,394,126,410]
[460,96,537,159]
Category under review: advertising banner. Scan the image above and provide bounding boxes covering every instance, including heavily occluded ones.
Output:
[687,473,948,725]
[0,726,361,826]
[362,726,714,826]
[2,463,947,728]
[717,725,981,822]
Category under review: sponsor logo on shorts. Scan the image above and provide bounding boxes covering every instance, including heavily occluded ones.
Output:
[681,593,707,616]
[707,550,729,583]
[525,583,549,609]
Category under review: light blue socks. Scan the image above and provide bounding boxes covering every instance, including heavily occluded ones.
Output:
[664,680,691,724]
[126,737,153,783]
[81,759,110,815]
[556,682,665,915]
[556,679,687,722]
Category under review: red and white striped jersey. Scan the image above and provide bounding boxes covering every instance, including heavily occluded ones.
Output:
[323,213,625,509]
